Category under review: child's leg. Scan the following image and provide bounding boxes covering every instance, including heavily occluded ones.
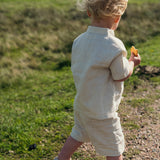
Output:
[58,136,83,160]
[106,155,123,160]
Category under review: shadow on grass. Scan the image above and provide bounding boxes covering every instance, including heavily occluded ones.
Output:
[54,59,71,70]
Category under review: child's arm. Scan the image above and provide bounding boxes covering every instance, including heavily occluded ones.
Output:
[115,53,141,82]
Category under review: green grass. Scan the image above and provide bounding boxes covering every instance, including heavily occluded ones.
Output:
[122,122,140,130]
[0,0,160,159]
[150,76,160,85]
[127,98,151,108]
[137,36,160,67]
[129,0,160,4]
[0,68,75,159]
[0,0,76,11]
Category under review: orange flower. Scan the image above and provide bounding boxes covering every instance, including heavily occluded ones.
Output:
[131,46,138,57]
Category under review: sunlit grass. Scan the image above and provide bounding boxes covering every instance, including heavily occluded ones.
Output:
[0,0,160,159]
[137,36,160,67]
[129,0,160,4]
[0,0,76,12]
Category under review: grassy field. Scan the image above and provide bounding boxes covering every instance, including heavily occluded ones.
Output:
[129,0,160,4]
[0,0,160,159]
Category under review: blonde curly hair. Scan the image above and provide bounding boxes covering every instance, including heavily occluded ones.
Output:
[77,0,128,18]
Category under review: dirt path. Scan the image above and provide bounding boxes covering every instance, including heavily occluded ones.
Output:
[124,97,160,160]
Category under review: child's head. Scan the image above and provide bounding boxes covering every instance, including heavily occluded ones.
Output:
[77,0,128,19]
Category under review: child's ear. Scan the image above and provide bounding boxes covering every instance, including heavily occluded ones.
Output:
[87,10,91,17]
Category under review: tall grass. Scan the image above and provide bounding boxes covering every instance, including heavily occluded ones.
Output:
[129,0,160,4]
[0,1,160,88]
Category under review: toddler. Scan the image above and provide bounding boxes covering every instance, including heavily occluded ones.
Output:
[54,0,141,160]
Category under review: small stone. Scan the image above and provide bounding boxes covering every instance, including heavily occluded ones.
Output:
[44,128,49,133]
[9,150,14,153]
[143,136,147,140]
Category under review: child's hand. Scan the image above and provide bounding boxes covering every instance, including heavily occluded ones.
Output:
[129,52,141,67]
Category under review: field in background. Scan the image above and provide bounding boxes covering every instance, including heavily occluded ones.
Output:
[0,0,160,159]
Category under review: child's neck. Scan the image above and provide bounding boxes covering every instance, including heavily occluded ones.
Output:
[91,21,113,29]
[90,16,116,30]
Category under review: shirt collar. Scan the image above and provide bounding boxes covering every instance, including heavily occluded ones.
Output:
[87,26,115,37]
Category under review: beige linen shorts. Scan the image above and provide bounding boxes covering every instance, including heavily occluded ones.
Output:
[71,111,125,156]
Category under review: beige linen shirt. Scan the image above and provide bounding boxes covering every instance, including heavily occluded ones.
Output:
[71,26,130,119]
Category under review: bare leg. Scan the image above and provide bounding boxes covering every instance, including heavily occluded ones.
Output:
[106,155,123,160]
[58,136,83,160]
